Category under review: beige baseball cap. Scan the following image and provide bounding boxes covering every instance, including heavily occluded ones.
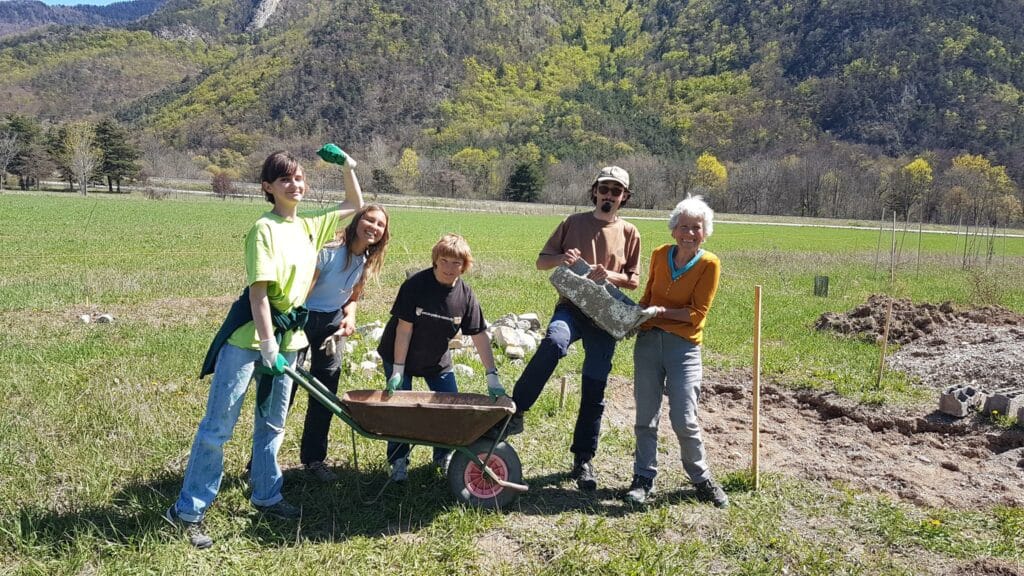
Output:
[594,166,629,190]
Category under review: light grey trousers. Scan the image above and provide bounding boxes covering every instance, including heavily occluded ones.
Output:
[632,329,710,484]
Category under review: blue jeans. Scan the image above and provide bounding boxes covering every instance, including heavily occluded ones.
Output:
[632,329,710,484]
[383,361,458,464]
[173,344,298,522]
[511,303,616,459]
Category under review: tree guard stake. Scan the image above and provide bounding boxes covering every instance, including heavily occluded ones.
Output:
[752,285,762,491]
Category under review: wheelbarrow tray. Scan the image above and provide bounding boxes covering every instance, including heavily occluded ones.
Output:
[341,390,515,446]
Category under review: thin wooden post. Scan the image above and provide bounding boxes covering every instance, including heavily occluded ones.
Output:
[559,374,568,409]
[874,207,886,275]
[876,298,894,389]
[751,285,762,491]
[889,211,897,284]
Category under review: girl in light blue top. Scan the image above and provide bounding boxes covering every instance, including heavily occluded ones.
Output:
[292,204,390,481]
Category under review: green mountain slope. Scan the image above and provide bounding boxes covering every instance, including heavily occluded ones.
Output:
[1,0,1023,185]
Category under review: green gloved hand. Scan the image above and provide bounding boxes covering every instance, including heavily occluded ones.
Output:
[258,339,289,375]
[385,364,404,397]
[317,143,357,169]
[486,370,507,401]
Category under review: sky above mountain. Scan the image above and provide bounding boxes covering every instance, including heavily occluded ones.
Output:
[37,1,120,5]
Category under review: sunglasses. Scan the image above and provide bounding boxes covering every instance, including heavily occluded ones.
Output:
[597,184,626,197]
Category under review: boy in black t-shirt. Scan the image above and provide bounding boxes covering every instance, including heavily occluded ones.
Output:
[377,233,504,481]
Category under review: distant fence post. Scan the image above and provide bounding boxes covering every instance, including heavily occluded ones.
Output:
[813,275,829,297]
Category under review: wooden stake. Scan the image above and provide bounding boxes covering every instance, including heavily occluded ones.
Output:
[889,211,897,284]
[751,285,762,491]
[559,374,568,410]
[876,298,894,389]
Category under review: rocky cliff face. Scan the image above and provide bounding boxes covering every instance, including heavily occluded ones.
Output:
[246,0,280,31]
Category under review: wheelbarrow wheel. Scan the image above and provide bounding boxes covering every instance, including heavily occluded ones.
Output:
[448,439,522,509]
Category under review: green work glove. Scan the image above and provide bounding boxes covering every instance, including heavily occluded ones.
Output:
[385,364,404,397]
[316,143,357,169]
[486,371,506,401]
[257,339,289,376]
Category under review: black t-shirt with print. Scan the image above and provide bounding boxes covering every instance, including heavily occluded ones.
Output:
[377,267,486,377]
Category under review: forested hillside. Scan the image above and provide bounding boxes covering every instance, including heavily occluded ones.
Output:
[1,0,1022,225]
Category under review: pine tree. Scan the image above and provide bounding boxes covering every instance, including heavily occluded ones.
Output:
[95,118,140,193]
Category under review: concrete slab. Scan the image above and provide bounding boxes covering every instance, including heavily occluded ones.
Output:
[549,261,656,340]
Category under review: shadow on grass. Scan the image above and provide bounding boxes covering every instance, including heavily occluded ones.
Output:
[8,461,459,553]
[511,471,637,517]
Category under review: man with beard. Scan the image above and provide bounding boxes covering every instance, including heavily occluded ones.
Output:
[506,166,641,491]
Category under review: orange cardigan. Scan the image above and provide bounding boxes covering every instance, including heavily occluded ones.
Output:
[638,244,720,345]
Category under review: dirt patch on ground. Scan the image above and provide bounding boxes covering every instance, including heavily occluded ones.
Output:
[600,294,1024,510]
[602,371,1024,510]
[815,294,1024,392]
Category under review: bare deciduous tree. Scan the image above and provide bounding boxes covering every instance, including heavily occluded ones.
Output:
[66,124,98,196]
[0,131,18,192]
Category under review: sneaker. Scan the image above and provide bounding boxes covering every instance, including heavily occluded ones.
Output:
[305,460,338,483]
[694,478,729,508]
[163,505,213,549]
[254,499,301,520]
[433,452,453,477]
[390,458,409,483]
[624,475,654,505]
[571,457,597,491]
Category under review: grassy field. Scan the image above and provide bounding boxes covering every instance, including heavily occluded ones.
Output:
[1,192,1022,575]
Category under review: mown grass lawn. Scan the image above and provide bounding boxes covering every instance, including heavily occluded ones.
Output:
[1,192,1022,575]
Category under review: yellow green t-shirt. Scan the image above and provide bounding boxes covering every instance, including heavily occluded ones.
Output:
[226,207,341,351]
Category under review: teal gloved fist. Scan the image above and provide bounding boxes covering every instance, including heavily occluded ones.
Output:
[258,338,289,375]
[317,143,357,169]
[486,371,507,401]
[385,364,404,397]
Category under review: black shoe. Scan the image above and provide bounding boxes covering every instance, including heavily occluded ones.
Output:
[506,413,524,436]
[572,457,597,491]
[694,478,729,508]
[164,505,213,549]
[254,499,301,519]
[624,474,654,505]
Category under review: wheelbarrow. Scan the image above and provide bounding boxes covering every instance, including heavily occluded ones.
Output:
[283,365,528,509]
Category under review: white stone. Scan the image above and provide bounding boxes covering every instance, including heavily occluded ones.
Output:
[356,320,383,335]
[453,364,474,378]
[359,360,378,379]
[95,313,114,323]
[493,326,523,348]
[364,351,382,364]
[368,327,385,343]
[505,345,525,359]
[344,340,358,354]
[519,333,537,352]
[519,313,542,330]
[79,314,91,323]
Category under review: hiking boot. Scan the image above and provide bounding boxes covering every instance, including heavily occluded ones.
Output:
[694,478,729,508]
[390,458,409,483]
[624,474,654,505]
[433,452,453,477]
[305,460,338,483]
[571,457,597,491]
[254,499,301,520]
[505,413,524,436]
[164,505,213,549]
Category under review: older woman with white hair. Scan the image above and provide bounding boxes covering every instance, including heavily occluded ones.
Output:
[624,195,728,507]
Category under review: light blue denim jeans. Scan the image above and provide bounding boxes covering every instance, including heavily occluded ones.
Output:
[632,329,710,484]
[173,343,298,522]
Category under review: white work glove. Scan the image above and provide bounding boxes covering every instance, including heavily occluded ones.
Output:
[319,334,341,358]
[258,338,288,374]
[386,364,404,396]
[486,370,506,400]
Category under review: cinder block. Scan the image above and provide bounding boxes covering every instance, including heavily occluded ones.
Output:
[549,261,655,340]
[982,389,1024,417]
[938,384,988,417]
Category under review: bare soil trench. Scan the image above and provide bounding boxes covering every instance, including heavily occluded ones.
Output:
[606,295,1024,510]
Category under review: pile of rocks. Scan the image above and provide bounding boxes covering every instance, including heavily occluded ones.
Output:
[343,313,549,380]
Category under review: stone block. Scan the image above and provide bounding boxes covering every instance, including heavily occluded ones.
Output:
[938,384,987,417]
[982,389,1024,417]
[359,360,378,379]
[549,261,655,339]
[505,345,525,359]
[453,364,474,378]
[518,313,542,330]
